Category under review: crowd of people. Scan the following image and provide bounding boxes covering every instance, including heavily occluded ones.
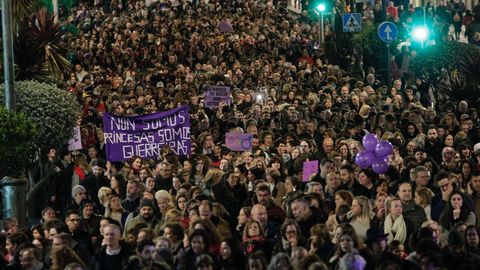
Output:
[2,0,480,269]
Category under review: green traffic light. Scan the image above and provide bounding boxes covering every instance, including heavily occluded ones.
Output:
[316,3,326,12]
[412,26,429,42]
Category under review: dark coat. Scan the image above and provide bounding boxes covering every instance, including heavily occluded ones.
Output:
[81,174,110,206]
[90,241,133,270]
[297,207,329,239]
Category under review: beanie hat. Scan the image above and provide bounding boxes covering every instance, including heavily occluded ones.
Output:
[448,229,465,247]
[72,185,87,197]
[139,199,154,209]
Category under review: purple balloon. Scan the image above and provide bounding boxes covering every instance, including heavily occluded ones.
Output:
[372,157,389,174]
[375,140,393,158]
[355,150,375,169]
[362,133,379,151]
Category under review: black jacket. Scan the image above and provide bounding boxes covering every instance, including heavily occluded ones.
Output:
[90,241,133,270]
[297,207,329,239]
[81,174,110,206]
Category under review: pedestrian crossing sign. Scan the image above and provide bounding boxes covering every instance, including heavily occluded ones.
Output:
[343,13,362,32]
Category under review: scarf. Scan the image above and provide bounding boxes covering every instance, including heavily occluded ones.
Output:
[384,214,407,243]
[243,236,266,254]
[74,166,86,181]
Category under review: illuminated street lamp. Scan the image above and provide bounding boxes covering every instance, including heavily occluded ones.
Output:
[412,26,429,48]
[316,3,326,12]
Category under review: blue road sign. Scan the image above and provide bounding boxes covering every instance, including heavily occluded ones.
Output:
[343,13,362,32]
[378,21,398,43]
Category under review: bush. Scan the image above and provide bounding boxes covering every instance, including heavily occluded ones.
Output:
[410,42,480,104]
[351,24,399,70]
[0,107,37,178]
[0,81,79,150]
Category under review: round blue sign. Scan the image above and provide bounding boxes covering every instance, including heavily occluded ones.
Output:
[378,22,398,43]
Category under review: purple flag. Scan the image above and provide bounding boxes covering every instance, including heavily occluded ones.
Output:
[204,86,231,108]
[103,105,191,162]
[303,160,319,182]
[225,133,252,152]
[67,126,82,151]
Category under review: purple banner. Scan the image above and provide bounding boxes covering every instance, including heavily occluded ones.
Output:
[303,160,319,182]
[225,133,252,152]
[204,86,231,108]
[67,126,83,151]
[103,105,191,162]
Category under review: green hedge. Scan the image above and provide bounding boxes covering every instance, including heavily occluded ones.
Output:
[0,81,80,151]
[0,107,37,178]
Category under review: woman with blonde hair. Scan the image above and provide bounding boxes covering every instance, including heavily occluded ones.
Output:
[384,197,408,244]
[348,196,374,241]
[72,154,91,186]
[155,190,176,226]
[253,157,268,172]
[358,104,371,118]
[104,194,129,227]
[414,187,434,220]
[163,208,182,224]
[201,167,223,197]
[97,187,112,213]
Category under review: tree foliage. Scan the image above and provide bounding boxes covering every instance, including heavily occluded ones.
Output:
[0,81,79,150]
[351,23,399,70]
[0,107,37,178]
[13,8,71,81]
[411,41,480,104]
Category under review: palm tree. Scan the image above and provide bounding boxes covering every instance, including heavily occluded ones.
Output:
[1,2,71,81]
[14,8,71,80]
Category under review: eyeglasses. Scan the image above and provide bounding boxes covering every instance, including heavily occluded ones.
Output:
[286,230,297,234]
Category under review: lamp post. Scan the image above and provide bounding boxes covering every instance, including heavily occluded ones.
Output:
[316,3,326,48]
[2,0,15,111]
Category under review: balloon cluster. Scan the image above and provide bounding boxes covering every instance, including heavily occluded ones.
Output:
[355,133,393,174]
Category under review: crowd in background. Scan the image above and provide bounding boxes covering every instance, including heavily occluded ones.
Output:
[2,0,480,269]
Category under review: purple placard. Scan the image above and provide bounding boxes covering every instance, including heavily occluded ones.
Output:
[303,160,319,182]
[103,105,191,162]
[225,132,252,152]
[67,126,82,151]
[204,86,231,108]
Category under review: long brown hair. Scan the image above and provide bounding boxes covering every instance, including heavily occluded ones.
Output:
[50,246,86,270]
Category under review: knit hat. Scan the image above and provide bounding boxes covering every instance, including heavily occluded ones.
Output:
[139,199,154,210]
[448,229,465,247]
[72,185,87,197]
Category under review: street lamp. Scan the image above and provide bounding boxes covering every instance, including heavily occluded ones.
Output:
[316,3,326,12]
[315,2,326,49]
[412,26,429,48]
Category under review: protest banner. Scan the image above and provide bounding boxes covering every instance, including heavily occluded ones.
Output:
[302,160,319,182]
[67,126,82,151]
[103,105,191,162]
[204,86,231,108]
[225,133,252,152]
